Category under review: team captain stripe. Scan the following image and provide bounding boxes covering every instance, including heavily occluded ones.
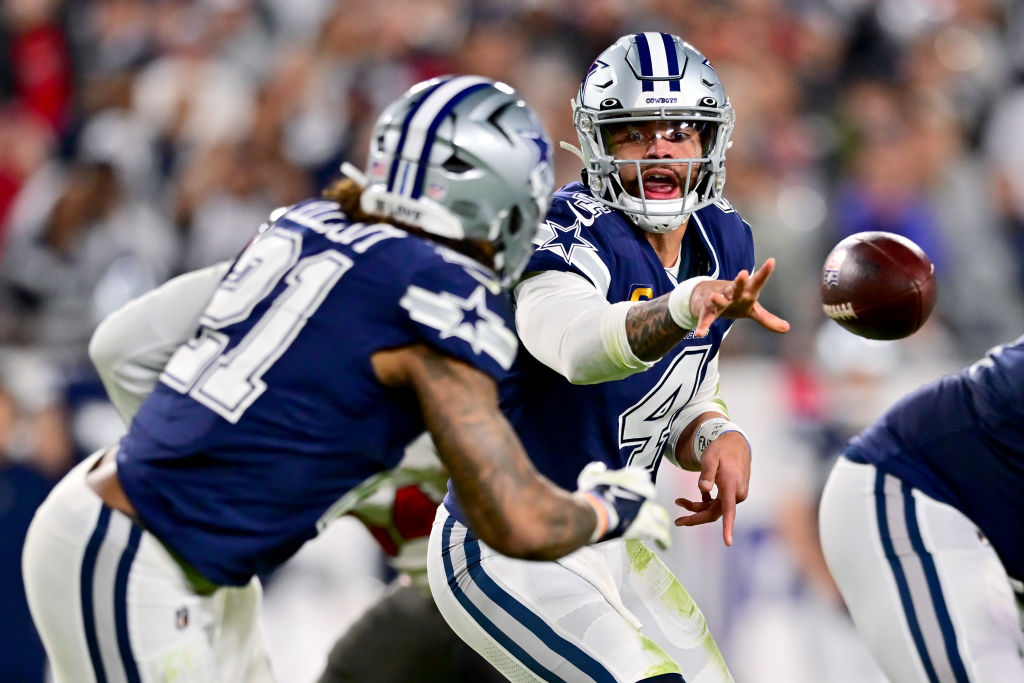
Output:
[386,75,491,199]
[634,33,681,93]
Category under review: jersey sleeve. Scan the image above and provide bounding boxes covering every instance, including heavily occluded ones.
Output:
[398,254,518,382]
[89,262,231,425]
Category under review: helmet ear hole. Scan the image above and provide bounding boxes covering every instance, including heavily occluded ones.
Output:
[507,205,524,236]
[442,154,474,174]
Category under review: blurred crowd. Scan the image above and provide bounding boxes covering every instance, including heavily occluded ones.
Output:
[2,0,1023,681]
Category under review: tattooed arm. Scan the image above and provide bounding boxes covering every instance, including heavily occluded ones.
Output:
[371,344,600,560]
[515,259,788,382]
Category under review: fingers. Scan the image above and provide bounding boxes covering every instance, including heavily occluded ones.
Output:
[749,301,791,333]
[674,499,722,527]
[675,496,713,513]
[719,484,737,546]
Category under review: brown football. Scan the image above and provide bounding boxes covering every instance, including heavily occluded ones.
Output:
[821,231,937,340]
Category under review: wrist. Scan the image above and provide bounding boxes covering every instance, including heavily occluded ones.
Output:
[579,490,618,543]
[692,417,750,464]
[667,276,713,330]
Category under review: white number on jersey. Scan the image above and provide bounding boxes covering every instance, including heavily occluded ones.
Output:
[619,345,711,472]
[161,230,353,423]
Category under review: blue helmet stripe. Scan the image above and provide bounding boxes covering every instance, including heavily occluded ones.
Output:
[634,33,655,92]
[387,78,449,192]
[660,33,681,91]
[409,81,491,199]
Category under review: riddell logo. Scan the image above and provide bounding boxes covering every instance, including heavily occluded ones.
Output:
[645,97,678,104]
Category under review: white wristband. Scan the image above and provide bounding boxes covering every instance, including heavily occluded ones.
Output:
[692,417,749,464]
[667,276,713,330]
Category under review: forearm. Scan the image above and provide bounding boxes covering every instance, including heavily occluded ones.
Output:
[624,294,689,361]
[404,347,598,559]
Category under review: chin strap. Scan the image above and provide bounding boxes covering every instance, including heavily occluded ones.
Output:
[339,161,368,187]
[559,140,585,162]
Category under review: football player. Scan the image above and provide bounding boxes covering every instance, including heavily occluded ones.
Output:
[819,335,1024,682]
[427,34,789,682]
[21,75,671,682]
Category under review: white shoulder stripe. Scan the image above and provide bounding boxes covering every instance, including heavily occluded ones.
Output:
[399,284,517,369]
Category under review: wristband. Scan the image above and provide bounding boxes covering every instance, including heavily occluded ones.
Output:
[692,417,749,464]
[580,491,618,543]
[667,276,713,330]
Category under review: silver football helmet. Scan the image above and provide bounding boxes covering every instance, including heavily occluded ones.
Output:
[362,75,554,286]
[571,33,735,233]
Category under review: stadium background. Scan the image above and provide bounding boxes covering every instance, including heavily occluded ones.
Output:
[1,0,1023,680]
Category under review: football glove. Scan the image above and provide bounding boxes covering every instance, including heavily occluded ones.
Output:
[577,462,671,549]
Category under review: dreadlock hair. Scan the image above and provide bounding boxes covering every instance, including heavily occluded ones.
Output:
[320,177,498,271]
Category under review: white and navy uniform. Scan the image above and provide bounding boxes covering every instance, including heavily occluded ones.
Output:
[22,199,517,682]
[819,335,1024,682]
[429,183,753,682]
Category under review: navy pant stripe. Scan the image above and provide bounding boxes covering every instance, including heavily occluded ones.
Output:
[902,482,970,682]
[634,33,655,92]
[81,506,112,683]
[441,517,560,681]
[875,471,941,683]
[114,523,144,683]
[464,534,616,683]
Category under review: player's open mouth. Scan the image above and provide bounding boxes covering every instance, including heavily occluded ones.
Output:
[641,169,681,200]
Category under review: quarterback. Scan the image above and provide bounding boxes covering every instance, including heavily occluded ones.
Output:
[428,34,789,682]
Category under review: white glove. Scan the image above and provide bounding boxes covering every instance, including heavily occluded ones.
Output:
[577,462,671,549]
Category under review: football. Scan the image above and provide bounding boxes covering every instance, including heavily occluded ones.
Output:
[821,231,937,340]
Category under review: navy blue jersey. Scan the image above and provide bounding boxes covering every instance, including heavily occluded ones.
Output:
[117,199,517,586]
[844,335,1024,579]
[445,183,755,521]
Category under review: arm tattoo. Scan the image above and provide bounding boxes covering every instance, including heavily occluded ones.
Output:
[408,347,595,559]
[625,296,688,362]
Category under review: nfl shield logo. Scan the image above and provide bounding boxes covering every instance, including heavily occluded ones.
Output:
[823,251,844,288]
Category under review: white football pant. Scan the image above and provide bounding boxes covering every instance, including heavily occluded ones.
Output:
[22,449,275,683]
[427,506,733,682]
[820,457,1024,683]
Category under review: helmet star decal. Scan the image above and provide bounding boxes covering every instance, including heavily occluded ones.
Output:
[518,129,551,166]
[537,220,598,263]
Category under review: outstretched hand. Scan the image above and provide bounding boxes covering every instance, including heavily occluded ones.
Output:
[673,432,750,546]
[690,258,790,337]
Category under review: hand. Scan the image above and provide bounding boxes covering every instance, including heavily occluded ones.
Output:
[577,462,671,549]
[673,432,750,546]
[690,258,790,337]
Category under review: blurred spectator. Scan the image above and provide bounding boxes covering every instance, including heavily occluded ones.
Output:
[0,155,176,363]
[1,0,72,135]
[0,354,75,683]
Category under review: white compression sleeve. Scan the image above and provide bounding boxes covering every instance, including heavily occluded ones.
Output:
[88,262,230,425]
[514,271,654,384]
